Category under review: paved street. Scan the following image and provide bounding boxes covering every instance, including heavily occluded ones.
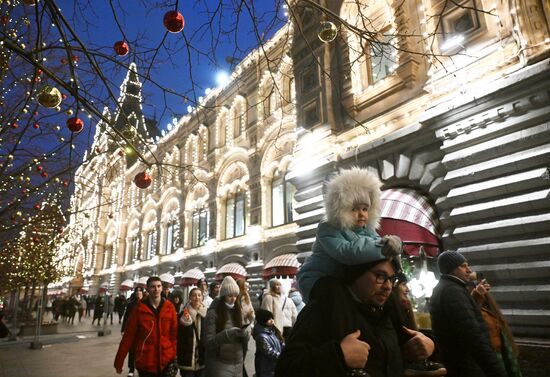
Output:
[0,317,256,377]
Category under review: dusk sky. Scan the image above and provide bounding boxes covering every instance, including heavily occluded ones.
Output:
[57,1,286,134]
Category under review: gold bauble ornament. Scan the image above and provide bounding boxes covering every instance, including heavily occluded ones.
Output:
[318,21,338,43]
[121,125,137,140]
[66,109,73,115]
[37,85,62,108]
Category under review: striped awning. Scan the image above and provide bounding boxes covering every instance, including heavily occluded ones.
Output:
[160,273,175,286]
[263,253,301,280]
[379,188,440,257]
[215,262,247,281]
[120,279,134,290]
[137,276,149,288]
[180,268,206,286]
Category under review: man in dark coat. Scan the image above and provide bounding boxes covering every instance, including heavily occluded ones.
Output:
[275,256,434,377]
[430,251,507,377]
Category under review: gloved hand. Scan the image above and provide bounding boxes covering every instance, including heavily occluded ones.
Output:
[381,235,402,258]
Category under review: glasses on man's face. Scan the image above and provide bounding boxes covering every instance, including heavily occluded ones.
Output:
[369,270,398,286]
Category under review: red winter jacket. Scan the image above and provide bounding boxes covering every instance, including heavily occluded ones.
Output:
[114,298,177,374]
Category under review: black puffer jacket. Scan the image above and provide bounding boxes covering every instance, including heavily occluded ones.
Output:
[430,275,507,377]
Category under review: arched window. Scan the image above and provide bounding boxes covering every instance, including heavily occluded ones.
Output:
[163,217,178,254]
[191,207,209,247]
[271,171,296,227]
[146,229,157,259]
[131,237,140,262]
[103,245,113,269]
[225,190,246,238]
[198,125,209,162]
[218,161,249,240]
[216,109,228,147]
[186,183,210,248]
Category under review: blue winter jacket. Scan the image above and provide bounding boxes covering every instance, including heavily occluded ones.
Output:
[297,221,385,301]
[253,323,283,377]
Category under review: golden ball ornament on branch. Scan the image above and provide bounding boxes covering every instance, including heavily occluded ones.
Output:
[37,86,62,108]
[134,171,152,189]
[318,21,338,43]
[163,10,185,33]
[114,41,129,56]
[66,117,84,133]
[121,125,137,140]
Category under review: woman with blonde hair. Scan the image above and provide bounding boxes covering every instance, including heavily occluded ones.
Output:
[237,279,255,333]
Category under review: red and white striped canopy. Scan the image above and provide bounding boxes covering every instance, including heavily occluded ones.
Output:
[137,276,149,288]
[379,188,440,257]
[263,253,300,280]
[381,189,437,233]
[215,262,247,281]
[180,268,205,286]
[120,279,134,291]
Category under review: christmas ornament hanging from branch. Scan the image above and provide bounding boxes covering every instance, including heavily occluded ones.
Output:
[114,41,129,56]
[37,86,62,108]
[318,21,338,43]
[163,10,185,33]
[134,171,152,189]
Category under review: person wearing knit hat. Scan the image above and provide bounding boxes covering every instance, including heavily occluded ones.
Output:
[437,250,468,276]
[430,251,508,377]
[253,309,283,377]
[297,167,403,302]
[202,275,249,377]
[219,275,240,297]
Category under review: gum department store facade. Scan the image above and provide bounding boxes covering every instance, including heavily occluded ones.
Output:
[59,0,550,339]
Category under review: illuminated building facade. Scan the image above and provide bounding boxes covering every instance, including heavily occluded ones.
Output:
[61,1,550,339]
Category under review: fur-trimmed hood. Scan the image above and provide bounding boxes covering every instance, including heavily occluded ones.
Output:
[324,167,382,230]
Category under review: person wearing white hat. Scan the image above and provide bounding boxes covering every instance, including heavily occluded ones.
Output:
[203,276,249,377]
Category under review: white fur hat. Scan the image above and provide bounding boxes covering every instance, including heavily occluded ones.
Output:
[324,167,382,230]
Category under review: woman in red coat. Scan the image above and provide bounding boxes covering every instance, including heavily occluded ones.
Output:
[114,277,178,377]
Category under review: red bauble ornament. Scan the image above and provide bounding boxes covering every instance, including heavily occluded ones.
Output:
[60,57,68,65]
[67,117,84,133]
[41,171,48,178]
[36,165,43,172]
[1,15,9,25]
[11,122,18,129]
[33,123,40,129]
[163,10,184,33]
[63,180,69,187]
[57,227,64,234]
[36,69,43,75]
[114,41,129,56]
[134,171,152,189]
[71,55,79,62]
[34,204,41,210]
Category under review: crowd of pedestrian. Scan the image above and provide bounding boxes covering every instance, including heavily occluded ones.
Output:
[108,167,522,377]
